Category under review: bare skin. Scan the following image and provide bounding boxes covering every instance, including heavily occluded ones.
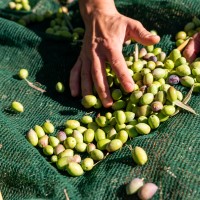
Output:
[183,32,200,63]
[69,0,160,108]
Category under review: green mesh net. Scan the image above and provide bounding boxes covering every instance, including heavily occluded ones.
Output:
[0,0,200,200]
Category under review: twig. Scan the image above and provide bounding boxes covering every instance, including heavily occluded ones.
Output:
[64,189,70,200]
[0,191,3,200]
[134,44,139,61]
[25,79,46,93]
[177,37,191,52]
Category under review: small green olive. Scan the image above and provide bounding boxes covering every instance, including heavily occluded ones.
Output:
[176,64,191,76]
[72,130,83,143]
[81,158,94,171]
[81,95,97,108]
[139,93,154,105]
[43,145,54,156]
[87,122,99,131]
[63,137,77,149]
[135,123,151,135]
[180,76,195,87]
[64,128,73,136]
[97,139,111,150]
[115,130,128,144]
[83,129,95,143]
[111,100,126,110]
[114,110,126,125]
[65,120,80,129]
[136,105,151,117]
[90,149,104,161]
[95,116,108,127]
[76,126,87,134]
[81,115,93,124]
[86,143,96,154]
[131,146,148,165]
[18,68,28,79]
[112,89,122,100]
[148,115,160,129]
[127,127,138,138]
[34,125,45,138]
[75,142,87,153]
[143,73,154,86]
[166,86,178,102]
[161,105,176,116]
[11,101,24,113]
[95,128,106,142]
[38,135,49,148]
[42,121,54,134]
[175,31,187,40]
[131,61,144,73]
[26,129,38,146]
[49,136,60,147]
[138,116,148,124]
[66,162,84,176]
[55,82,65,93]
[56,156,74,170]
[130,91,143,103]
[152,68,166,80]
[106,139,123,152]
[168,49,181,62]
[126,178,144,195]
[58,149,74,158]
[51,155,58,163]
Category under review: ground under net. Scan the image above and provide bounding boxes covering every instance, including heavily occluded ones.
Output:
[0,0,200,199]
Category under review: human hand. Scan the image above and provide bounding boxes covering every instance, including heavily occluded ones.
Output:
[183,32,200,63]
[69,0,160,108]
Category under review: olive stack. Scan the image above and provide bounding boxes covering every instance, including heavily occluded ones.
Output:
[26,16,200,181]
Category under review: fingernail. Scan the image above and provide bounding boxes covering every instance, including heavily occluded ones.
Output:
[103,99,113,108]
[125,82,134,93]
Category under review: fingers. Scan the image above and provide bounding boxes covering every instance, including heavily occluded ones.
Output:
[91,51,113,108]
[106,47,135,93]
[183,33,200,63]
[126,18,160,46]
[69,58,81,97]
[81,58,93,96]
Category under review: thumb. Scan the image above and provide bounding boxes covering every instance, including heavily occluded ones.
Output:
[183,33,200,63]
[126,18,160,46]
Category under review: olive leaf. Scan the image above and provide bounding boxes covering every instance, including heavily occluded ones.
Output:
[172,85,195,116]
[174,100,197,115]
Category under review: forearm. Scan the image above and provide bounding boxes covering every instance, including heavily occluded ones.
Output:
[78,0,117,23]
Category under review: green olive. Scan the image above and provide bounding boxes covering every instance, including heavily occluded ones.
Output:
[18,68,28,79]
[42,121,54,134]
[81,158,94,171]
[63,137,77,149]
[106,139,123,152]
[131,146,148,165]
[26,129,38,146]
[66,162,84,176]
[65,120,80,129]
[81,95,97,108]
[11,101,24,113]
[90,149,104,161]
[135,123,151,135]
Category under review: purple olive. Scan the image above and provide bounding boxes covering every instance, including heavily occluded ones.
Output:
[168,75,180,85]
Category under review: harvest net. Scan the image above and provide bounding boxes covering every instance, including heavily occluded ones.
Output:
[0,0,200,199]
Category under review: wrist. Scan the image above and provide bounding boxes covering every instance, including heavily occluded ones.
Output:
[79,0,117,23]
